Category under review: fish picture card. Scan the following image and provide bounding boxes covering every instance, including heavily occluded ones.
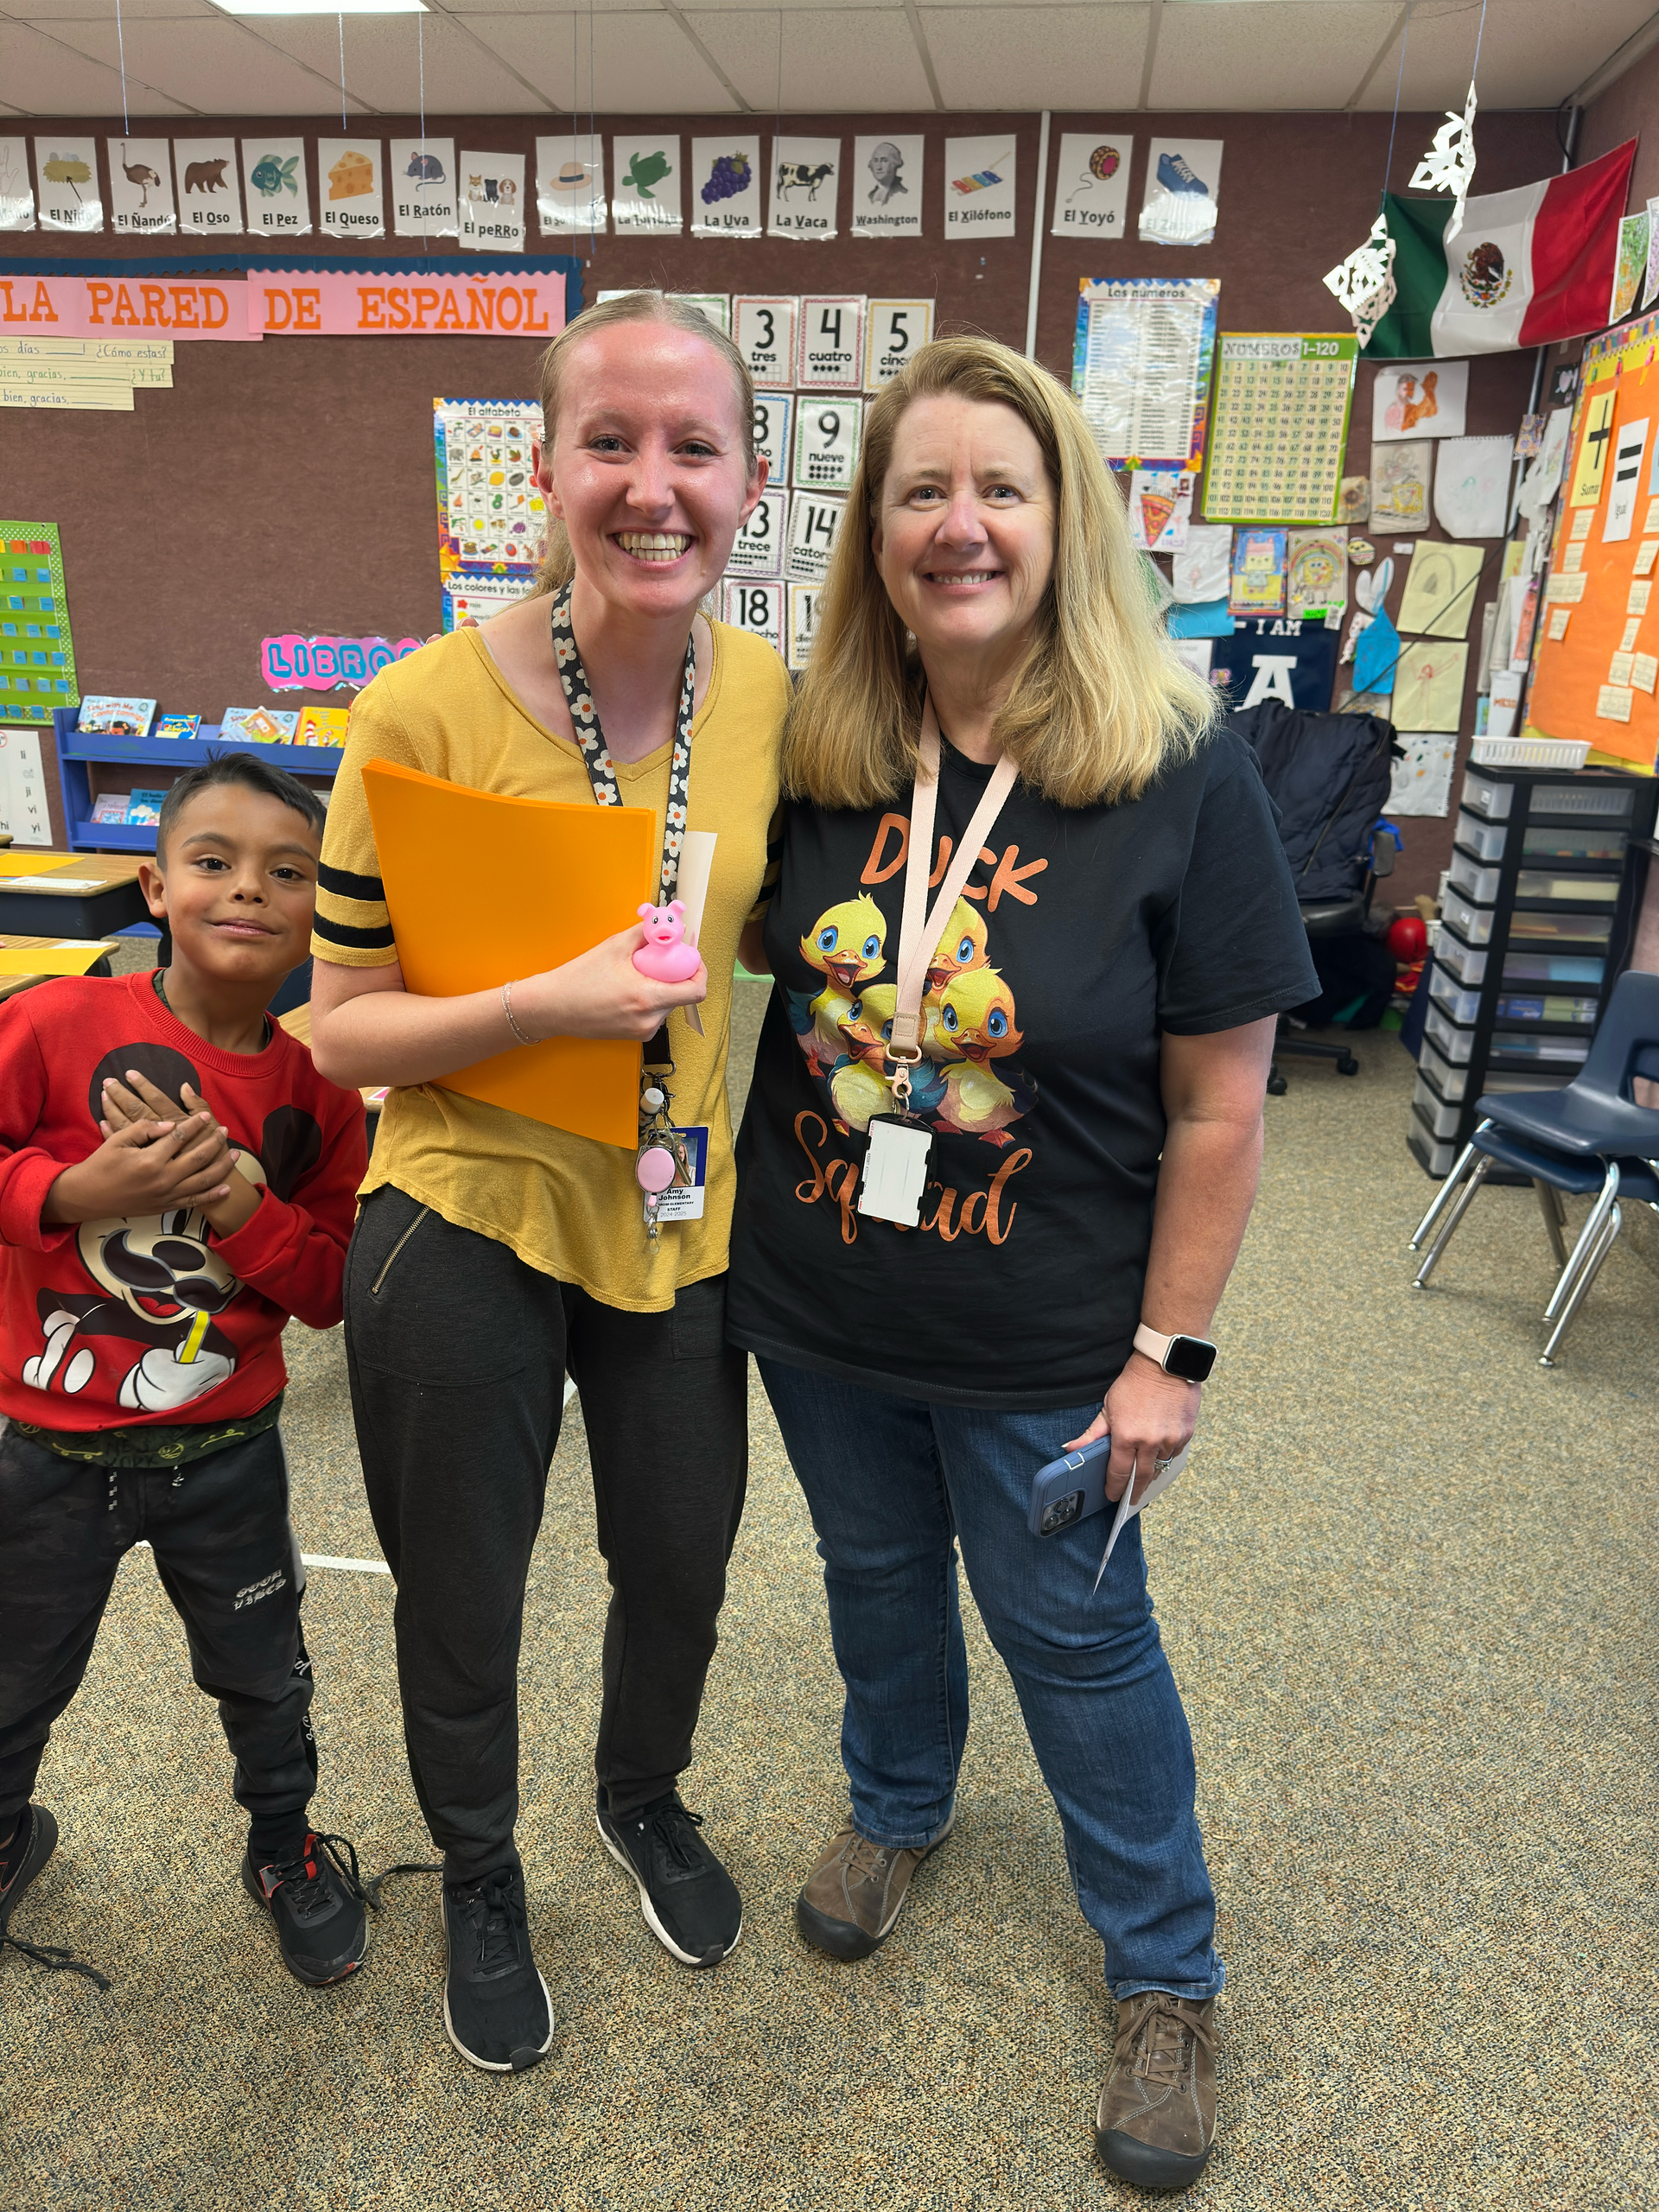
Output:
[175,139,242,236]
[1128,469,1192,553]
[0,140,35,232]
[1602,416,1649,543]
[1140,139,1222,246]
[317,140,384,240]
[1287,531,1347,620]
[1371,440,1432,531]
[793,397,863,495]
[34,138,102,232]
[1229,529,1287,617]
[944,137,1017,239]
[1432,436,1513,539]
[242,139,309,237]
[1172,523,1232,605]
[107,139,176,235]
[797,296,866,390]
[769,138,841,242]
[77,695,156,736]
[613,137,683,233]
[749,393,792,483]
[721,581,784,656]
[865,299,935,389]
[153,713,200,741]
[786,490,848,584]
[1397,541,1484,639]
[1371,359,1467,442]
[725,486,789,579]
[1391,639,1468,731]
[461,152,525,253]
[852,136,924,240]
[1052,133,1133,240]
[691,137,762,238]
[536,137,604,237]
[733,297,799,391]
[391,139,458,240]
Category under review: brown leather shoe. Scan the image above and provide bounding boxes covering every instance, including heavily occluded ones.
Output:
[1095,1989,1219,2191]
[795,1815,950,1961]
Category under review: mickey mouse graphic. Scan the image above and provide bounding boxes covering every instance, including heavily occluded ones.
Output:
[23,1039,321,1414]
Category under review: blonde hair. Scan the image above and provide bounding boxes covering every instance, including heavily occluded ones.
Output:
[783,334,1218,811]
[530,289,756,597]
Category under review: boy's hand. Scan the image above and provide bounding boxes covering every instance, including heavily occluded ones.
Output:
[42,1115,235,1226]
[97,1073,262,1237]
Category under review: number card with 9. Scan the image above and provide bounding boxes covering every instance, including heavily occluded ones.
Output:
[793,397,863,493]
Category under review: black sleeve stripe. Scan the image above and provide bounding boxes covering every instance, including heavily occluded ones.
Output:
[318,861,386,901]
[313,913,397,950]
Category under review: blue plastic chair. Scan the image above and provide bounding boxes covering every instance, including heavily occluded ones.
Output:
[1408,969,1659,1364]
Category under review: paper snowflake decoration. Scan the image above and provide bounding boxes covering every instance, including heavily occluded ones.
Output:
[1409,80,1478,244]
[1324,212,1398,348]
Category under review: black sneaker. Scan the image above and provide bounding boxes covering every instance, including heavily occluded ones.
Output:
[241,1830,370,1986]
[442,1863,553,2073]
[597,1792,742,1967]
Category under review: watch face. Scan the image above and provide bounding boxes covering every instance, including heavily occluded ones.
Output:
[1166,1335,1217,1383]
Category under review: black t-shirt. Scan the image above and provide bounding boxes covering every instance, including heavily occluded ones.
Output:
[727,727,1319,1409]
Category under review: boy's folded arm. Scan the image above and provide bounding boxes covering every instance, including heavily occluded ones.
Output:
[211,1094,367,1331]
[0,1146,79,1253]
[0,1009,76,1252]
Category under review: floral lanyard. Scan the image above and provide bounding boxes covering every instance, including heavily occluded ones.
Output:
[550,581,697,1240]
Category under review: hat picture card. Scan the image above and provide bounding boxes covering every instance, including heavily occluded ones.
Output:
[852,136,923,239]
[317,139,383,239]
[243,138,310,237]
[175,138,243,236]
[536,137,604,236]
[613,136,683,234]
[108,139,176,235]
[35,137,102,232]
[391,138,457,239]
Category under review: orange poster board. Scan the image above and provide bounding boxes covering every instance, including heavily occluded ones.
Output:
[361,757,656,1150]
[1529,336,1659,769]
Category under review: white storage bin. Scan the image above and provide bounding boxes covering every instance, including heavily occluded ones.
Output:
[1424,1004,1476,1062]
[1412,1074,1464,1140]
[1459,769,1512,819]
[1454,809,1507,862]
[1408,1111,1460,1179]
[1429,964,1484,1024]
[1489,1030,1590,1065]
[1508,909,1611,945]
[1447,849,1503,904]
[1440,884,1495,944]
[1434,929,1487,987]
[1420,1039,1468,1101]
[1469,735,1590,770]
[1515,869,1619,903]
[1531,782,1634,820]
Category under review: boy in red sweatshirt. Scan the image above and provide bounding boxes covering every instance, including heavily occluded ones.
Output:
[0,753,370,1990]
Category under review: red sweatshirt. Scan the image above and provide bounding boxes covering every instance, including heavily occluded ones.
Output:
[0,970,365,1432]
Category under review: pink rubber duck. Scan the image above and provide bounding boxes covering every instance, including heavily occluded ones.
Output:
[632,900,703,983]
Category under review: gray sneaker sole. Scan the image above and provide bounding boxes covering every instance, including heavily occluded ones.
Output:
[595,1815,742,1969]
[442,1967,555,2073]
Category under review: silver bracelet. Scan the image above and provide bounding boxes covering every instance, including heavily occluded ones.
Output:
[501,978,537,1047]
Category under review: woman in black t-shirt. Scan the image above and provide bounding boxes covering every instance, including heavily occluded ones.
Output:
[728,338,1316,2192]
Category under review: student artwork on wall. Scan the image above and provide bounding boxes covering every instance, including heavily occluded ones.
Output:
[175,138,243,237]
[691,137,762,238]
[1371,440,1432,531]
[243,138,310,237]
[536,138,604,236]
[0,140,35,231]
[1389,731,1457,816]
[1172,523,1231,605]
[461,152,525,252]
[944,137,1017,239]
[1230,528,1287,616]
[1139,139,1222,246]
[108,141,176,236]
[34,138,102,232]
[391,139,458,240]
[1391,639,1467,729]
[1432,437,1512,539]
[613,136,683,233]
[1128,470,1192,553]
[1611,212,1648,324]
[852,137,923,239]
[770,138,840,242]
[1051,135,1132,240]
[1397,541,1484,637]
[1287,531,1347,620]
[1371,359,1467,442]
[0,523,76,721]
[317,139,384,240]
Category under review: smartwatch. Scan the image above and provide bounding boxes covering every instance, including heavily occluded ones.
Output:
[1133,1322,1217,1384]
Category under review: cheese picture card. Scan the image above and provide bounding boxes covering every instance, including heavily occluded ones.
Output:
[318,139,383,239]
[852,136,923,240]
[613,137,683,234]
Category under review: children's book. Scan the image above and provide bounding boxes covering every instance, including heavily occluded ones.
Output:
[90,791,130,824]
[296,704,351,748]
[77,694,156,737]
[220,707,300,744]
[153,713,200,741]
[125,788,168,825]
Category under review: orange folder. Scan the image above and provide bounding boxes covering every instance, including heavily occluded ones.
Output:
[361,757,656,1148]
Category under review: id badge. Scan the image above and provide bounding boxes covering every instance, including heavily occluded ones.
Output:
[857,1114,933,1227]
[652,1125,709,1224]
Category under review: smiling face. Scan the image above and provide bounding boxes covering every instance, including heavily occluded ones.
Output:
[139,786,319,998]
[800,894,887,990]
[873,394,1056,685]
[536,322,764,623]
[938,965,1023,1064]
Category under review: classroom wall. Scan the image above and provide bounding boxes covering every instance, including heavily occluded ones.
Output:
[1,105,1561,896]
[1582,42,1659,202]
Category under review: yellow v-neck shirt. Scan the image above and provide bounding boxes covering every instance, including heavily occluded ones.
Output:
[313,619,787,1310]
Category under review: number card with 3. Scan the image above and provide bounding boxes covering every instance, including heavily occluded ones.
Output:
[751,392,793,484]
[787,582,822,671]
[865,299,935,390]
[732,296,798,391]
[787,491,847,582]
[721,581,784,653]
[726,486,789,579]
[793,398,862,493]
[798,296,866,390]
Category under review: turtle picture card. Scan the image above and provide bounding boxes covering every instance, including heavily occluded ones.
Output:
[0,139,35,232]
[316,138,383,240]
[107,138,176,236]
[461,151,525,253]
[174,138,242,237]
[1052,131,1133,240]
[691,137,762,238]
[242,138,310,238]
[535,137,604,237]
[612,135,683,234]
[852,135,923,240]
[769,137,841,243]
[34,137,102,232]
[390,138,458,239]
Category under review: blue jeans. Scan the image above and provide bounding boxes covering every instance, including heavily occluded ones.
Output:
[759,1360,1224,2001]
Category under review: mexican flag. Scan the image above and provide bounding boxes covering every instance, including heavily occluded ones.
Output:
[1364,139,1637,358]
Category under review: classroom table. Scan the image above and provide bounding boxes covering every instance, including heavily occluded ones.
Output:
[0,852,151,938]
[0,933,119,1002]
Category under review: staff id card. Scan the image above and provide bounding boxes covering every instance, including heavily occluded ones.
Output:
[652,1123,709,1224]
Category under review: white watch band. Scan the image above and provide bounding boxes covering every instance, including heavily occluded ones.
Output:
[1134,1323,1177,1369]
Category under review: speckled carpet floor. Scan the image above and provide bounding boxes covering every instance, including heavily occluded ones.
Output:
[3,982,1656,2211]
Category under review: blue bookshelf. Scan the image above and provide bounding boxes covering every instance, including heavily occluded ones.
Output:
[52,710,343,853]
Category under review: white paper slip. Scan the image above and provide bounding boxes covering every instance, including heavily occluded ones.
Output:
[0,876,106,890]
[674,829,717,1039]
[1094,1440,1192,1592]
[1545,572,1586,603]
[1609,651,1635,685]
[1630,580,1653,616]
[1570,509,1594,541]
[1547,607,1572,641]
[1637,540,1659,576]
[1562,543,1584,573]
[1634,652,1658,694]
[1595,684,1634,723]
[1621,616,1643,651]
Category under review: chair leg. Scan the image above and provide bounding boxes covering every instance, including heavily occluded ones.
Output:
[1413,1152,1495,1287]
[1543,1162,1621,1323]
[1410,1122,1491,1251]
[1539,1204,1622,1366]
[1533,1179,1569,1270]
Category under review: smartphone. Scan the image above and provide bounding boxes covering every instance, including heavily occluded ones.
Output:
[1027,1435,1112,1538]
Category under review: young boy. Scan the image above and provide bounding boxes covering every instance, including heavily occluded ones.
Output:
[0,754,370,1988]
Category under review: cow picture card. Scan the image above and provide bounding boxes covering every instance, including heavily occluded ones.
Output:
[461,151,526,252]
[242,137,310,238]
[317,138,384,239]
[535,137,604,236]
[390,138,458,238]
[769,137,840,242]
[174,138,242,236]
[108,138,176,235]
[852,136,924,240]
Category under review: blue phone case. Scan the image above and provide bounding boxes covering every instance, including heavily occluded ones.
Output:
[1027,1434,1111,1537]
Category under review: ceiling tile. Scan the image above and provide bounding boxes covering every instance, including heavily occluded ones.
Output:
[683,7,932,109]
[0,17,197,111]
[922,5,1147,109]
[34,15,380,114]
[249,10,556,111]
[16,0,213,18]
[465,10,739,107]
[1151,2,1393,110]
[1354,0,1656,111]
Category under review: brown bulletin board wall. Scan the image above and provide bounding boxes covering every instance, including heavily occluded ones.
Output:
[3,105,1560,897]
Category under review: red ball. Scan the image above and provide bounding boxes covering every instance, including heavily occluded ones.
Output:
[1388,915,1427,963]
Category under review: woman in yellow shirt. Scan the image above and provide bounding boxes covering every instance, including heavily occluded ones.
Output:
[308,293,787,2074]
